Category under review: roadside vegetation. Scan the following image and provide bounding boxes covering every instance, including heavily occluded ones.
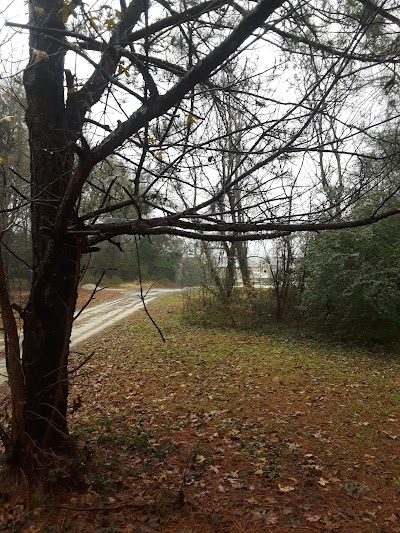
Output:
[1,293,398,532]
[189,216,400,348]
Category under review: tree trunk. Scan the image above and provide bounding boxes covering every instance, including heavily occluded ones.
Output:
[201,241,225,297]
[0,250,25,455]
[21,238,80,450]
[223,242,236,298]
[235,240,252,288]
[8,0,82,459]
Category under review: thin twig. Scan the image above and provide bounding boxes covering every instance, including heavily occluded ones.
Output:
[135,237,165,343]
[68,351,96,376]
[73,271,105,321]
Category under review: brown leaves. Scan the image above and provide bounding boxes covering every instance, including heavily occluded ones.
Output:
[50,294,400,531]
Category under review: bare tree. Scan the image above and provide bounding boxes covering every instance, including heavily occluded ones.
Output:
[0,0,399,469]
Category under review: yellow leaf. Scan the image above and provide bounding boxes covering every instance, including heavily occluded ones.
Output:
[254,469,263,476]
[115,9,123,18]
[155,151,163,161]
[278,483,296,493]
[317,477,330,486]
[187,113,197,125]
[158,471,168,482]
[195,454,206,463]
[60,1,78,24]
[117,63,130,77]
[34,6,45,14]
[0,156,4,165]
[33,49,49,63]
[105,18,115,31]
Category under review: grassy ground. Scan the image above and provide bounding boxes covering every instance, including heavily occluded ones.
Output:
[1,293,399,532]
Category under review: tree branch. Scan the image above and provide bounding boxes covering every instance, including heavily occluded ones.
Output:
[89,0,286,163]
[356,0,400,28]
[71,206,400,243]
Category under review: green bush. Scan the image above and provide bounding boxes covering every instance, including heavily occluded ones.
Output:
[300,218,400,342]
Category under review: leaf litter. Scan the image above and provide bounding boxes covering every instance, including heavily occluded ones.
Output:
[1,293,399,532]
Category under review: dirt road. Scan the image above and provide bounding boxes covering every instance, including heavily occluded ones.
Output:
[0,288,179,386]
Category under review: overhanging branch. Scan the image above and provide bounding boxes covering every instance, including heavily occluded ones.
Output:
[70,206,400,244]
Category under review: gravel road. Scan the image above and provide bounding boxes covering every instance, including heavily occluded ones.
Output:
[0,288,179,386]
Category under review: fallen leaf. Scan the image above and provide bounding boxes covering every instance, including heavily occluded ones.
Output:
[381,430,398,440]
[345,482,365,497]
[306,515,322,522]
[282,507,294,515]
[265,510,279,525]
[278,483,296,493]
[287,442,302,450]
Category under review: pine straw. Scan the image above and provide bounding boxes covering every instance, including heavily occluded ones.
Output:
[1,293,399,532]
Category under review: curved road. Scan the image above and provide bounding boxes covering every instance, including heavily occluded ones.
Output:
[0,288,180,386]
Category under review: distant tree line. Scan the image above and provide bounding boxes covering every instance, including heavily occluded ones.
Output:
[82,234,183,285]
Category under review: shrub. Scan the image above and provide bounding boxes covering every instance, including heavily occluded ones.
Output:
[300,218,400,342]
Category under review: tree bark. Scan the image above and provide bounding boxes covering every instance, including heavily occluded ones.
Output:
[21,238,80,449]
[14,0,81,455]
[223,242,236,298]
[235,240,252,288]
[0,250,25,454]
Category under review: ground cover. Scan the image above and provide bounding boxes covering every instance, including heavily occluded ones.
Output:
[1,293,399,532]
